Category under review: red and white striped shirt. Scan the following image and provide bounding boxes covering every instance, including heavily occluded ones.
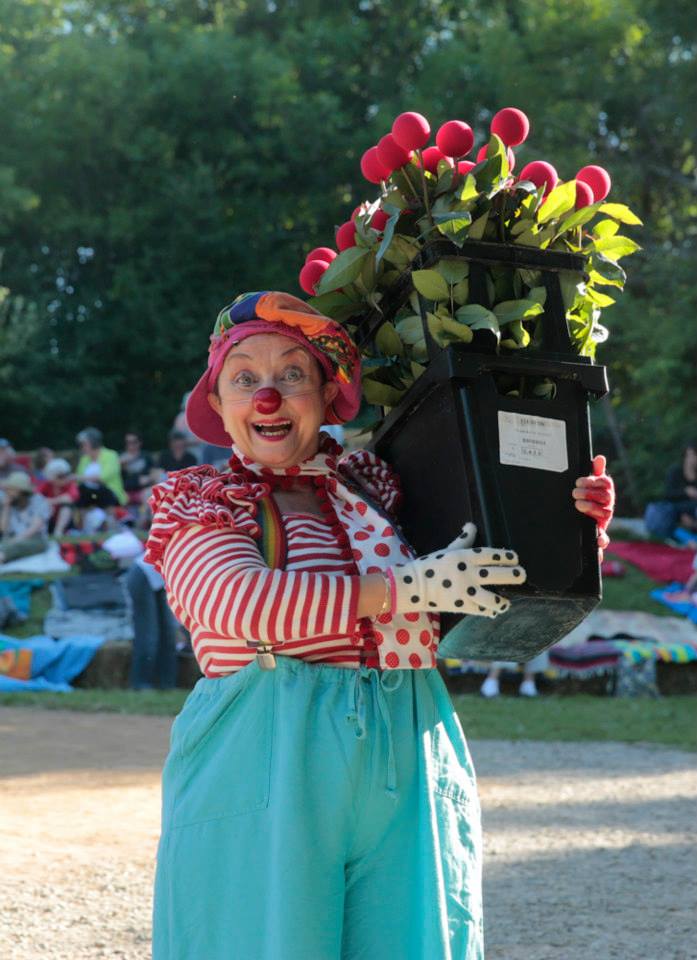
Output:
[146,447,441,674]
[162,511,378,676]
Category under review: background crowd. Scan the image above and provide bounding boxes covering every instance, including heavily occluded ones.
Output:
[1,424,695,697]
[3,432,694,568]
[0,411,350,691]
[0,402,221,690]
[0,391,234,565]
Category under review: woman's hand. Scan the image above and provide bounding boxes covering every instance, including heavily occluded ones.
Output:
[444,522,477,551]
[572,454,615,561]
[391,547,526,619]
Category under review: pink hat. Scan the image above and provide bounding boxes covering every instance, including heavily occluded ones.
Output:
[185,291,362,446]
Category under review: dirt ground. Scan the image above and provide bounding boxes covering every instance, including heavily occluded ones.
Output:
[1,708,695,960]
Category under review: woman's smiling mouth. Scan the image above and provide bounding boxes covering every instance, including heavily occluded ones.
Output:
[252,419,293,441]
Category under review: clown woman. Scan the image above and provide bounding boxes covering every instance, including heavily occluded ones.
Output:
[146,291,614,959]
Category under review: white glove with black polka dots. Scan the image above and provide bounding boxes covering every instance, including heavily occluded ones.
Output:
[391,544,526,618]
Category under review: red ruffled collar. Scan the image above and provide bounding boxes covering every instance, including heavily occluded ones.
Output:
[164,461,271,506]
[228,432,344,486]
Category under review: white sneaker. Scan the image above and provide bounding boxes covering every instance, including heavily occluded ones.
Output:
[480,676,500,698]
[519,679,538,697]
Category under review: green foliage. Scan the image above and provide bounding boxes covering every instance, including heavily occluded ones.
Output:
[412,269,450,300]
[317,248,368,293]
[0,0,693,512]
[315,127,640,400]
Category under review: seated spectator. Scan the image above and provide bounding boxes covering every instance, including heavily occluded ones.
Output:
[119,431,154,503]
[155,429,198,478]
[131,429,198,532]
[75,427,128,509]
[172,391,203,463]
[123,554,179,690]
[480,654,547,698]
[200,441,232,470]
[104,531,178,690]
[0,471,51,564]
[32,447,55,484]
[665,441,697,532]
[685,555,697,595]
[0,439,29,483]
[644,441,697,540]
[37,458,80,536]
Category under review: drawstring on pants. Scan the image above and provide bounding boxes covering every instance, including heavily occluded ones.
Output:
[346,666,404,798]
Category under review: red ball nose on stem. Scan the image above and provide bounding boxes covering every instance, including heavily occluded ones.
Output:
[253,388,283,415]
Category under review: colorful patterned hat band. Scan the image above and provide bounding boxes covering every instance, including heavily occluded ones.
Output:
[209,292,358,388]
[185,291,362,446]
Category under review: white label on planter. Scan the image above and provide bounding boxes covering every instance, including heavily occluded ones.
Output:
[497,411,568,472]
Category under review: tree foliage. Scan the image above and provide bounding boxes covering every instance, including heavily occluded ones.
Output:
[0,0,694,508]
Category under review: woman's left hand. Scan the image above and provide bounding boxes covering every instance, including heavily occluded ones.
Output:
[572,454,615,562]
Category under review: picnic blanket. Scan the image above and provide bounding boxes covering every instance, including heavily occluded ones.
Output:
[606,540,696,584]
[0,633,105,692]
[0,540,70,576]
[547,607,697,677]
[43,607,133,644]
[51,572,125,611]
[441,607,697,678]
[650,583,697,625]
[548,635,697,676]
[0,579,43,617]
[558,608,697,647]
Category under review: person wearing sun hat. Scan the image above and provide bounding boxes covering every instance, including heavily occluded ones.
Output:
[0,470,51,564]
[145,289,614,959]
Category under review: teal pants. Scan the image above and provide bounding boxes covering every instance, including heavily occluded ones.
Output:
[153,657,483,959]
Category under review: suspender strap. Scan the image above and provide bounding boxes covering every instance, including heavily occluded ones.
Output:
[250,496,287,669]
[255,496,288,570]
[256,481,408,570]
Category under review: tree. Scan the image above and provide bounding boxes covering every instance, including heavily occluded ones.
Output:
[0,0,694,510]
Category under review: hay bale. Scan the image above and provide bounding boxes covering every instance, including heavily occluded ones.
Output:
[657,661,697,695]
[74,642,202,690]
[75,642,131,689]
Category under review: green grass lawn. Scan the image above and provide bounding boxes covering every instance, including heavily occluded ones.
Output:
[600,563,674,616]
[0,687,188,715]
[1,688,694,750]
[4,582,55,639]
[453,693,696,750]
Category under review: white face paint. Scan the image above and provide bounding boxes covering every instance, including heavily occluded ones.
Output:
[207,333,338,469]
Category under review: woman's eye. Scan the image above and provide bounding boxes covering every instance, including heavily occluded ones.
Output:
[283,367,304,383]
[234,373,256,387]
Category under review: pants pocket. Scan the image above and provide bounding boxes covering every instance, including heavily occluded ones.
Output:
[427,670,479,810]
[422,672,484,956]
[168,666,274,827]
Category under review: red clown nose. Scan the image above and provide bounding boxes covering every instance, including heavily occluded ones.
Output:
[253,388,283,414]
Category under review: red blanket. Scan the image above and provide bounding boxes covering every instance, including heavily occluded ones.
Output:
[606,541,696,584]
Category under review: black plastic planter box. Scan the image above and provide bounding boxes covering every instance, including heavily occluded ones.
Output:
[368,346,608,661]
[359,239,609,662]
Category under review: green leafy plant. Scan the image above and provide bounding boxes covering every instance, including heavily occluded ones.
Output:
[300,108,641,411]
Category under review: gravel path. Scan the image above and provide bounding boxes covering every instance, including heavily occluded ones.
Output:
[1,708,695,959]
